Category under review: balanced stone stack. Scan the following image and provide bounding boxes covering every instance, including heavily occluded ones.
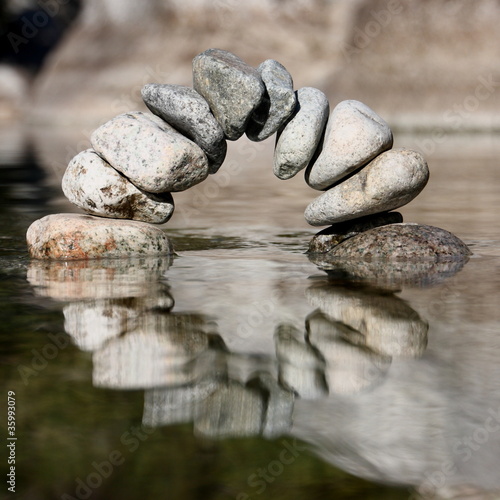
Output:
[26,48,470,261]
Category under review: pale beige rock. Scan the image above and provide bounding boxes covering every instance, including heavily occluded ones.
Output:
[306,100,393,190]
[305,148,429,226]
[26,213,174,260]
[273,87,329,180]
[62,149,174,223]
[91,111,209,193]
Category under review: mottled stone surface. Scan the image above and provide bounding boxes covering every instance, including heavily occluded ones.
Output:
[62,149,174,223]
[305,148,429,226]
[246,59,296,142]
[321,223,472,261]
[273,87,329,180]
[141,83,227,173]
[308,212,403,254]
[306,100,393,190]
[91,111,209,193]
[26,213,174,260]
[307,286,428,358]
[193,48,265,141]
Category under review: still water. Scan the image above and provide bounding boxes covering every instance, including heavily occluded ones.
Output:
[1,127,500,500]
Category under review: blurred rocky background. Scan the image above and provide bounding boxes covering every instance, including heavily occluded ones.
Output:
[1,0,499,129]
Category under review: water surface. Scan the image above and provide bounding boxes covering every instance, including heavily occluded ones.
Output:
[1,128,500,500]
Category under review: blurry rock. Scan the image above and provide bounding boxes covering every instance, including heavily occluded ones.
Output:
[141,83,227,173]
[274,87,329,180]
[306,310,391,394]
[306,100,393,190]
[0,64,29,120]
[91,111,209,192]
[193,48,265,141]
[93,313,214,389]
[275,324,328,399]
[195,381,264,438]
[306,285,428,358]
[308,212,403,254]
[257,372,295,438]
[310,253,469,289]
[143,380,221,427]
[246,59,296,142]
[64,300,136,351]
[26,256,173,300]
[320,223,472,261]
[26,213,174,260]
[305,148,429,226]
[63,292,175,351]
[62,149,175,223]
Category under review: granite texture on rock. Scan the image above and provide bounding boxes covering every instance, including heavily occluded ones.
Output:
[273,87,329,180]
[193,48,265,141]
[91,111,209,193]
[317,223,471,261]
[26,214,174,260]
[141,83,227,173]
[246,59,296,142]
[62,149,174,224]
[308,212,403,254]
[305,148,429,226]
[306,99,393,190]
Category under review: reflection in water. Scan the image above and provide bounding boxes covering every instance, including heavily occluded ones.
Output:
[26,253,500,499]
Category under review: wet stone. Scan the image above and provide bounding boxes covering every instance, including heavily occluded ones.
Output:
[274,87,329,180]
[308,212,403,254]
[306,99,393,190]
[319,223,472,261]
[193,48,265,141]
[141,83,227,173]
[62,149,174,224]
[91,111,209,193]
[305,148,429,226]
[26,213,174,260]
[246,59,296,142]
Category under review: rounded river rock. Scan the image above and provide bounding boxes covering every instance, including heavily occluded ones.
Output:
[306,100,393,190]
[141,83,227,173]
[91,111,209,193]
[62,149,174,224]
[305,148,429,226]
[26,214,174,260]
[274,87,329,180]
[193,48,265,141]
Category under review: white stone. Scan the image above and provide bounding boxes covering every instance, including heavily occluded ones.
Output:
[306,100,393,190]
[62,149,174,223]
[91,111,209,193]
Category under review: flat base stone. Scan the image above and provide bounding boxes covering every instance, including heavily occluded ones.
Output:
[308,212,403,254]
[308,223,471,287]
[27,213,174,260]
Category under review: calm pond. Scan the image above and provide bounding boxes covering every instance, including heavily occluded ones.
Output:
[1,127,500,499]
